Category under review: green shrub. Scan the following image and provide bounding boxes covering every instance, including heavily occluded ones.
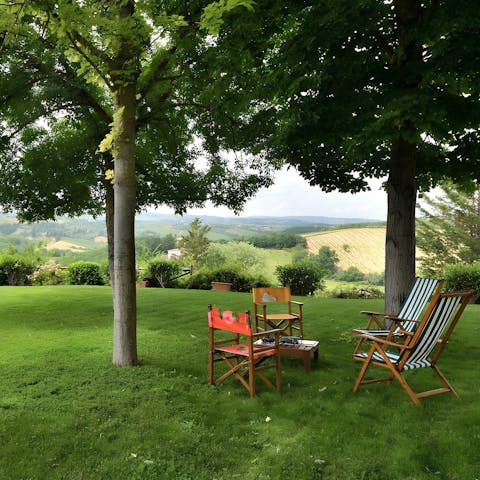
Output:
[366,272,385,286]
[275,261,325,296]
[0,254,37,285]
[198,242,267,275]
[329,286,384,299]
[317,246,339,273]
[67,261,104,285]
[247,232,304,249]
[99,260,111,285]
[145,259,182,288]
[29,260,66,285]
[443,262,480,294]
[185,267,271,292]
[333,266,366,282]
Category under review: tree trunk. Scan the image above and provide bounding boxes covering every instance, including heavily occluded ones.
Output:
[383,0,422,317]
[385,138,417,316]
[105,173,115,291]
[112,82,138,366]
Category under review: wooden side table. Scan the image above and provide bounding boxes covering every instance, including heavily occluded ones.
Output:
[278,340,319,371]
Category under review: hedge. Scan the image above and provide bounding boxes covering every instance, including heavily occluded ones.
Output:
[68,261,104,285]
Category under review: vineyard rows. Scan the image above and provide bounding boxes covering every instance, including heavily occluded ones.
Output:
[303,227,386,274]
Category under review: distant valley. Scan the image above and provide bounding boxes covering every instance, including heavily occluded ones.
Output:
[0,213,388,273]
[0,212,383,248]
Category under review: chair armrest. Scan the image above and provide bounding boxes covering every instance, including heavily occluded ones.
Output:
[352,328,388,335]
[384,315,420,324]
[360,333,412,350]
[289,301,304,306]
[360,310,388,317]
[252,328,282,337]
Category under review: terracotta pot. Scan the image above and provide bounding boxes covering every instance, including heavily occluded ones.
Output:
[211,281,232,292]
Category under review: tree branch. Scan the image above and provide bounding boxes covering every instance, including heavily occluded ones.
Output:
[64,30,114,90]
[372,31,395,62]
[57,57,112,125]
[0,0,26,52]
[139,43,179,98]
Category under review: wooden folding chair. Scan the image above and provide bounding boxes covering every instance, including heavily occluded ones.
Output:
[353,290,474,405]
[208,305,282,397]
[353,277,444,355]
[252,287,304,338]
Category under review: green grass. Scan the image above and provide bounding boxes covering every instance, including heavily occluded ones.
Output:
[263,249,293,280]
[0,286,479,479]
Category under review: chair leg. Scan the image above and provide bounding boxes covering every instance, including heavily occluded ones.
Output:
[208,351,214,385]
[353,337,366,355]
[275,352,282,390]
[429,364,458,398]
[353,348,375,392]
[390,369,420,406]
[353,346,421,405]
[248,357,255,397]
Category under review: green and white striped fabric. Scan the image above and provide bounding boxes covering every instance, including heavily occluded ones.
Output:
[354,294,464,370]
[363,277,441,337]
[397,277,441,332]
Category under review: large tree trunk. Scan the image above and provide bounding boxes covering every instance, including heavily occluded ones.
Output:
[110,0,139,366]
[105,170,115,291]
[384,0,422,316]
[112,83,138,366]
[385,138,417,315]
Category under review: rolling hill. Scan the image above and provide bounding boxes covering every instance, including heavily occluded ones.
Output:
[303,227,386,274]
[0,214,395,273]
[303,226,425,274]
[0,213,381,247]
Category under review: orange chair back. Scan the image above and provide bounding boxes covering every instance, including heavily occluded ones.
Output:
[208,305,252,336]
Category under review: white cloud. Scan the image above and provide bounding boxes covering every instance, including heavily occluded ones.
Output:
[152,167,388,220]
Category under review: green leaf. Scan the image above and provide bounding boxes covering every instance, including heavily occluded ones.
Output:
[200,0,255,35]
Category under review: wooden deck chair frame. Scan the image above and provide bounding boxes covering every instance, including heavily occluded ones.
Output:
[353,277,444,355]
[252,287,304,338]
[352,290,474,405]
[208,305,282,397]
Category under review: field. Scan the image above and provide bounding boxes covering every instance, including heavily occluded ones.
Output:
[263,249,293,280]
[303,227,386,273]
[0,286,479,479]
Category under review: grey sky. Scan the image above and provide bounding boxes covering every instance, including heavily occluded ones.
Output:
[154,167,388,220]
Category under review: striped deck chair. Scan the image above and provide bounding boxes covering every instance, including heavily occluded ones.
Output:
[208,305,282,397]
[352,290,474,405]
[353,277,444,355]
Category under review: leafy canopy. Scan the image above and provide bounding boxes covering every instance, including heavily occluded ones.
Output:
[0,0,275,222]
[195,0,480,192]
[417,182,480,276]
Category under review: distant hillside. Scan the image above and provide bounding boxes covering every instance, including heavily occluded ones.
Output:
[0,213,384,247]
[304,227,386,274]
[137,212,381,227]
[304,226,425,274]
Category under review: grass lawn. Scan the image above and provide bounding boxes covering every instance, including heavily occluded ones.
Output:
[263,249,293,280]
[0,286,479,479]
